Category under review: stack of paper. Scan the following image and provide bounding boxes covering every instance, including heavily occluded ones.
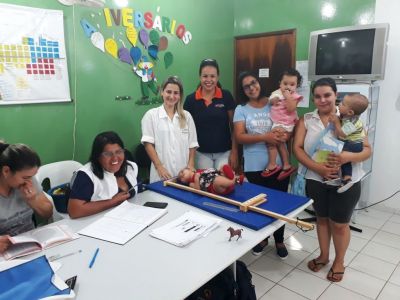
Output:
[150,211,221,247]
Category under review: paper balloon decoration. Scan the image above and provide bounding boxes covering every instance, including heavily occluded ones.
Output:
[164,51,173,69]
[148,45,158,60]
[139,29,149,48]
[118,47,132,64]
[90,31,105,52]
[130,46,142,65]
[149,30,160,46]
[126,27,137,46]
[105,38,118,58]
[158,36,168,51]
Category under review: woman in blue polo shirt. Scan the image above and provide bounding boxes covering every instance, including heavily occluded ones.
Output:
[233,71,289,259]
[184,59,238,171]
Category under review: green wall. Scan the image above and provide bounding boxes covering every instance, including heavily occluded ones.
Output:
[1,0,375,164]
[0,0,234,163]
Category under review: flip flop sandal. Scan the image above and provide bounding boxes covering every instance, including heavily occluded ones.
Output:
[277,166,297,181]
[307,259,329,272]
[261,165,282,178]
[327,267,345,282]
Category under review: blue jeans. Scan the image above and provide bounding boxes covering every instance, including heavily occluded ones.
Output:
[341,141,363,178]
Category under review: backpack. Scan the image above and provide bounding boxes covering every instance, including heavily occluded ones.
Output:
[186,260,256,300]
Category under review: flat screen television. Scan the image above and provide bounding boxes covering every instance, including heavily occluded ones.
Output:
[308,23,389,82]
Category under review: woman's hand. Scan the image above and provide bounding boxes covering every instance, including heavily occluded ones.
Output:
[264,129,286,145]
[315,163,340,180]
[0,235,11,254]
[228,149,239,171]
[19,180,37,202]
[156,165,172,180]
[111,191,130,205]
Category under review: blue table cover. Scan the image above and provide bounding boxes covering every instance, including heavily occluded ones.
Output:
[146,181,310,230]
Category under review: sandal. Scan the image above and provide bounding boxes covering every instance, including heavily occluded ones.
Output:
[261,165,282,178]
[277,166,297,181]
[307,258,329,272]
[327,267,345,282]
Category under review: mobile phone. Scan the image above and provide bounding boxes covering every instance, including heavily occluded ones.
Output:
[143,201,168,209]
[65,275,77,290]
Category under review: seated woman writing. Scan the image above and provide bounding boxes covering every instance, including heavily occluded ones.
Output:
[68,131,138,219]
[177,165,243,195]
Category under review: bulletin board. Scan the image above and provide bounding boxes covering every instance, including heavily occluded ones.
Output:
[0,3,71,105]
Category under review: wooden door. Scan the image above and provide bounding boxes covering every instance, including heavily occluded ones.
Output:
[234,30,296,101]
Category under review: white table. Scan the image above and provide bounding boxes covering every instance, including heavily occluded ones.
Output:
[31,190,313,300]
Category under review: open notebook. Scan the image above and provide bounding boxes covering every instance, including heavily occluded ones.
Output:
[78,201,167,245]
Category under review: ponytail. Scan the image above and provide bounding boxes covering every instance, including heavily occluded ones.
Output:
[0,142,41,172]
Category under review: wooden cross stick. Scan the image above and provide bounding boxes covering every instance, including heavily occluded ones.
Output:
[163,180,314,230]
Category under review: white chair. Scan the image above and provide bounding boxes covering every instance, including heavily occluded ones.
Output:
[36,160,83,221]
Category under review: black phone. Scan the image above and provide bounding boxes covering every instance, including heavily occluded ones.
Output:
[65,276,77,290]
[143,201,168,209]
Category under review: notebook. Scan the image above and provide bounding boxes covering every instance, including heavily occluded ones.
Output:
[78,201,168,245]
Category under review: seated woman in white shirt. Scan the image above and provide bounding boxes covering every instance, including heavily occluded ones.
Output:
[68,131,138,219]
[141,76,199,183]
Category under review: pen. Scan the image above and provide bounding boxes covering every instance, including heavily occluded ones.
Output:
[89,248,99,268]
[49,249,82,262]
[184,225,196,232]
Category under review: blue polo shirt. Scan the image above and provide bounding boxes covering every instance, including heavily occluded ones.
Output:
[184,87,236,153]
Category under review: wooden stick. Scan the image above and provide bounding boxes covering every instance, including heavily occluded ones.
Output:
[240,194,267,212]
[164,180,243,207]
[249,206,314,230]
[164,180,314,230]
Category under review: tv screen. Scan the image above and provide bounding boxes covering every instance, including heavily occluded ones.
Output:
[308,23,389,81]
[316,29,375,75]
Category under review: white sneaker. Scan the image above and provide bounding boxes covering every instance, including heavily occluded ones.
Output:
[337,180,354,193]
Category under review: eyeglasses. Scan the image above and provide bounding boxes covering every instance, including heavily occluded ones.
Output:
[101,149,125,158]
[242,80,258,92]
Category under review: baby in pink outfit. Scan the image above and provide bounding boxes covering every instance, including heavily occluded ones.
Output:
[262,68,303,181]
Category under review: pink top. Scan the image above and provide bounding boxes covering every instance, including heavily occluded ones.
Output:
[269,89,301,126]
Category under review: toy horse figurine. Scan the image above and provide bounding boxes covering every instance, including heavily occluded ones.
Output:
[227,227,243,241]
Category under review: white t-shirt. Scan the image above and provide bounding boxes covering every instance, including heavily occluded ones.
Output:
[141,105,199,183]
[301,109,364,184]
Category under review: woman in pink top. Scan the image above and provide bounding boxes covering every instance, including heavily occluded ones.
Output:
[262,68,303,181]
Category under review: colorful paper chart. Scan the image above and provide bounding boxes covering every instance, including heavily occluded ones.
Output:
[0,36,59,76]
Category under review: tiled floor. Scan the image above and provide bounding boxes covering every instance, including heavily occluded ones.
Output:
[240,205,400,299]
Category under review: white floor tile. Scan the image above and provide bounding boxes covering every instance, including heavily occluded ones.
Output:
[347,235,370,252]
[265,243,311,267]
[248,255,294,283]
[336,267,386,299]
[350,225,378,241]
[377,282,400,300]
[260,284,308,300]
[319,284,372,300]
[285,231,320,253]
[353,213,387,230]
[240,250,262,266]
[388,265,400,286]
[361,241,400,264]
[357,208,393,221]
[250,271,275,299]
[380,221,400,236]
[349,253,397,281]
[279,268,330,300]
[372,231,400,250]
[389,214,400,224]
